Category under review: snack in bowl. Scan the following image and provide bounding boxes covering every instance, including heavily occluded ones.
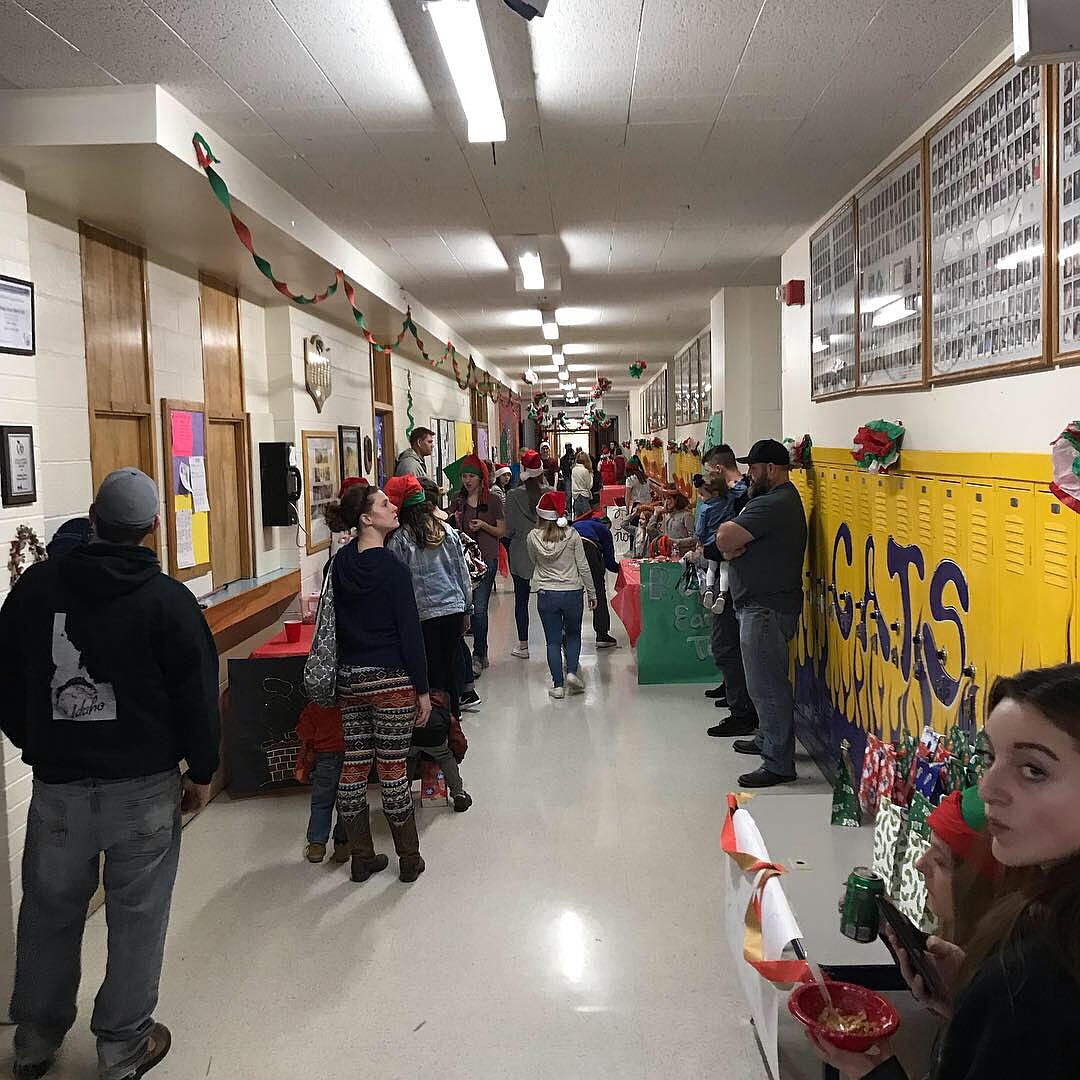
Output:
[788,980,900,1052]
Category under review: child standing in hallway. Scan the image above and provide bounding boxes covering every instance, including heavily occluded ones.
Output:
[295,702,349,864]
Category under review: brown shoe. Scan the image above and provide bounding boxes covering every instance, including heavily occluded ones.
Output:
[346,807,389,883]
[388,814,426,883]
[127,1023,171,1078]
[304,842,326,863]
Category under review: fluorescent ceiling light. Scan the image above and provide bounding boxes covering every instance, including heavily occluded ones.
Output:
[552,351,565,367]
[519,251,544,290]
[872,298,918,328]
[996,244,1043,271]
[536,364,558,373]
[506,309,543,327]
[542,314,559,340]
[520,343,553,355]
[426,0,506,143]
[562,344,594,355]
[554,306,599,326]
[558,370,570,383]
[567,363,592,372]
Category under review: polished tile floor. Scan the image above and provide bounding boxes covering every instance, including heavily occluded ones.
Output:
[33,582,831,1079]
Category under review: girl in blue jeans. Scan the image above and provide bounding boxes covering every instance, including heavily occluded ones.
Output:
[526,492,597,699]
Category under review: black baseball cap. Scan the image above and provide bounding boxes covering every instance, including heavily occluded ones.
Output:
[737,439,791,467]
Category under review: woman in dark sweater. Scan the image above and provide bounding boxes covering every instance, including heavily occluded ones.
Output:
[809,663,1080,1079]
[325,482,431,885]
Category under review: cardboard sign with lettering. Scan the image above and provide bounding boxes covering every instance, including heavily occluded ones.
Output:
[636,561,716,685]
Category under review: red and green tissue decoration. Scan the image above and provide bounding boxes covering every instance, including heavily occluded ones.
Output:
[1051,421,1080,513]
[528,391,551,425]
[784,434,813,468]
[191,132,518,411]
[852,420,905,473]
[590,376,612,400]
[628,360,648,379]
[583,399,611,429]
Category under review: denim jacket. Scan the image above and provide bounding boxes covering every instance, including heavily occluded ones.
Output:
[387,524,473,621]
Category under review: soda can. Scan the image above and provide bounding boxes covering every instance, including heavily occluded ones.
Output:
[840,866,885,943]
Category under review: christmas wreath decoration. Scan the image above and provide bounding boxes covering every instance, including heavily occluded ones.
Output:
[651,437,663,450]
[1050,421,1080,513]
[628,361,648,379]
[784,434,813,468]
[666,440,679,453]
[677,437,701,456]
[8,524,46,588]
[852,420,905,473]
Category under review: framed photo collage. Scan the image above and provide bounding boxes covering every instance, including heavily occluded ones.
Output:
[809,59,1079,399]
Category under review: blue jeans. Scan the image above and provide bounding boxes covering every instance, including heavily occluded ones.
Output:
[12,770,182,1079]
[512,573,532,643]
[537,589,584,687]
[471,558,499,659]
[307,751,347,844]
[737,604,799,777]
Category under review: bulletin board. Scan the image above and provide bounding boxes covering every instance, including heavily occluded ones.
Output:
[161,399,211,581]
[454,420,474,458]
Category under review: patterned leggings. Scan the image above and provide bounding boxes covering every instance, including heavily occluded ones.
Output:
[336,666,417,827]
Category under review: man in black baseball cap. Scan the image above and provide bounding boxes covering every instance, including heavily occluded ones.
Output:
[713,439,807,787]
[0,468,219,1079]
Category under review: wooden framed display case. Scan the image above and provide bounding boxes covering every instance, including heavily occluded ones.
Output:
[1053,61,1080,364]
[926,60,1051,385]
[855,145,928,391]
[810,201,858,400]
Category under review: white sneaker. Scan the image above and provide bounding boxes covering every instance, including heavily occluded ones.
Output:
[511,645,530,659]
[702,588,715,609]
[548,685,565,699]
[566,671,586,695]
[710,594,727,614]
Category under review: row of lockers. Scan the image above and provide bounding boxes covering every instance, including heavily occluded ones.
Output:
[789,463,1071,738]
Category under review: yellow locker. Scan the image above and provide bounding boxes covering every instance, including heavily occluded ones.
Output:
[963,481,996,721]
[996,483,1035,679]
[1032,491,1076,669]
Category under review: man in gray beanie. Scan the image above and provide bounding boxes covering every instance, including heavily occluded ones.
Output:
[0,468,220,1079]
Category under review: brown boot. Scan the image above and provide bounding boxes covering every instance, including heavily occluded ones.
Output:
[389,814,425,883]
[347,807,389,883]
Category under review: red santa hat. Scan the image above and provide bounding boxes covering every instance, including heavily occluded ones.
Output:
[493,462,512,480]
[537,490,567,527]
[520,449,545,480]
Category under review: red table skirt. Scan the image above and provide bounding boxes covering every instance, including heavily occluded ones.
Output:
[600,485,626,510]
[610,558,641,645]
[250,622,314,658]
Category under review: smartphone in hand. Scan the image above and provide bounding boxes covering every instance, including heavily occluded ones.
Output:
[878,896,941,998]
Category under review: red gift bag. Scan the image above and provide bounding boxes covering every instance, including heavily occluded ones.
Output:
[498,543,510,578]
[858,734,886,817]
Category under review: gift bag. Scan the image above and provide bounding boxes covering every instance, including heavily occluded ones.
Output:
[897,829,939,933]
[872,799,908,898]
[876,743,898,810]
[498,541,510,578]
[859,734,887,817]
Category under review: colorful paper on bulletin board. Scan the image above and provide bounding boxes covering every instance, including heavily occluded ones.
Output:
[192,510,210,564]
[455,421,474,458]
[477,426,489,462]
[173,494,195,569]
[636,561,716,685]
[171,410,194,456]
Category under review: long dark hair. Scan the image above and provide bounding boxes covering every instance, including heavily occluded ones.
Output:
[398,500,446,548]
[626,461,646,483]
[324,482,376,534]
[959,664,1080,990]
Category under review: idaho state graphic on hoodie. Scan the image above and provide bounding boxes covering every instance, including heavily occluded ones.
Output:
[51,611,118,721]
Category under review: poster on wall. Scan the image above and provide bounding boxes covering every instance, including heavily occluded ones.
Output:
[0,275,34,356]
[302,430,340,555]
[477,425,490,462]
[0,426,36,507]
[929,62,1045,380]
[857,148,925,388]
[1058,61,1080,357]
[435,418,454,487]
[338,426,361,480]
[810,202,857,398]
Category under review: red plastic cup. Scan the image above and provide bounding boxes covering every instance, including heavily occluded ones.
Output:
[283,620,302,644]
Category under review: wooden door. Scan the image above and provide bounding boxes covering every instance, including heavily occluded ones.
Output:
[207,420,245,589]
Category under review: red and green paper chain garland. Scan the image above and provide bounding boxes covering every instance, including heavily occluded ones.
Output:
[192,132,518,411]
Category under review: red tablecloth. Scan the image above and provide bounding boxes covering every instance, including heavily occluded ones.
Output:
[610,558,641,645]
[600,485,625,510]
[250,623,314,658]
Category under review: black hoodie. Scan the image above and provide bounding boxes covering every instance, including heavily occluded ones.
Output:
[0,543,220,784]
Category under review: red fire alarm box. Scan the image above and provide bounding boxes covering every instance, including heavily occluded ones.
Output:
[781,280,805,307]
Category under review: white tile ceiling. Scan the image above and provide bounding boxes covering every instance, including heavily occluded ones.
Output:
[0,0,1012,387]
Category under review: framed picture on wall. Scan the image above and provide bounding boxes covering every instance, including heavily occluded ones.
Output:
[0,275,35,356]
[302,430,339,555]
[810,201,858,399]
[338,425,361,480]
[1057,60,1080,362]
[0,425,36,506]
